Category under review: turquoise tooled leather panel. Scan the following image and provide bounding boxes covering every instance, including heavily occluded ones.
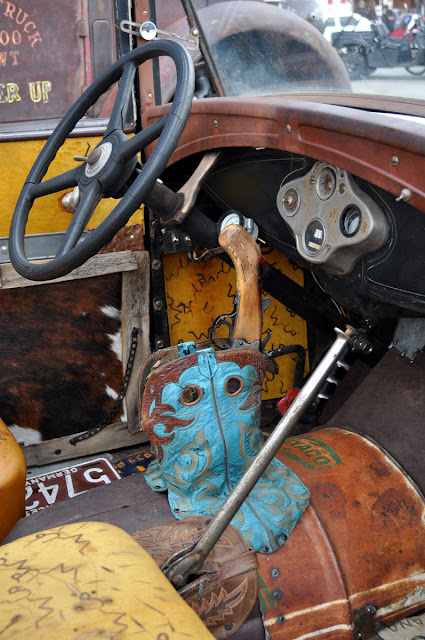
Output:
[144,343,309,553]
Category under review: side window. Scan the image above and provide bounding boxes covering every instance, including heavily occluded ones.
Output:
[0,0,119,128]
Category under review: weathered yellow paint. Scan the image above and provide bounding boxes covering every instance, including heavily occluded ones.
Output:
[163,247,308,399]
[0,521,214,638]
[0,137,143,237]
[0,418,26,543]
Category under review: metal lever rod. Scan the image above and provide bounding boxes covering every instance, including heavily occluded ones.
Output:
[163,326,356,588]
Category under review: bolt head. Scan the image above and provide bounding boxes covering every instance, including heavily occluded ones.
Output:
[152,259,161,270]
[153,299,163,311]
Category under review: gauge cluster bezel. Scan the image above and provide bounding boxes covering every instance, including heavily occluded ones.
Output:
[276,161,389,275]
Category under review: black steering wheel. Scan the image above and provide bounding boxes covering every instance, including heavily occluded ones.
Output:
[9,40,194,281]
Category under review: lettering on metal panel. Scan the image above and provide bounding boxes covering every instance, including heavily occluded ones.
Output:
[0,0,84,122]
[279,436,342,470]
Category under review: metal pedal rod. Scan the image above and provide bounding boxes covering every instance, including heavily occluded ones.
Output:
[162,326,356,588]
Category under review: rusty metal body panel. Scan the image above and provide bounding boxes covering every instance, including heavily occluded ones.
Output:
[144,97,425,215]
[0,0,84,123]
[0,0,118,127]
[258,427,425,639]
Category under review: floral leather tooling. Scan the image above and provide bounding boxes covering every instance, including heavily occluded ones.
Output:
[141,342,309,553]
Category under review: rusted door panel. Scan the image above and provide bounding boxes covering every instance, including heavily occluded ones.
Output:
[0,0,84,123]
[0,0,117,124]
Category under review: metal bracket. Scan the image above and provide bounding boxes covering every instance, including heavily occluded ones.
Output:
[0,232,90,264]
[120,19,199,51]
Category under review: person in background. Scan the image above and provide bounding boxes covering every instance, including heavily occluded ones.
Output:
[382,4,397,32]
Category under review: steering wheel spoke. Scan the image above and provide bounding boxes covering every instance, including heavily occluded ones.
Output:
[115,115,167,163]
[10,41,195,281]
[56,181,103,256]
[104,61,138,136]
[30,167,80,199]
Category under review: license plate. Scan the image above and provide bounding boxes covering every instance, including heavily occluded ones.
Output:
[25,457,121,516]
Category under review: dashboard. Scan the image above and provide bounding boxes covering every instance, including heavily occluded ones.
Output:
[147,96,425,319]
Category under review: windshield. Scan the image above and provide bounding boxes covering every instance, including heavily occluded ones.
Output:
[156,0,425,108]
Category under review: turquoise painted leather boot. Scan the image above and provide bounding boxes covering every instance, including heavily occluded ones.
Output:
[141,342,309,553]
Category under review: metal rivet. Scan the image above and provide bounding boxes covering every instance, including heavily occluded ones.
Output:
[142,10,148,15]
[272,590,282,600]
[286,124,291,134]
[391,155,399,167]
[225,623,233,630]
[366,605,376,616]
[1,246,8,253]
[184,235,191,243]
[81,312,89,319]
[277,615,285,624]
[153,298,163,311]
[55,449,61,455]
[152,259,161,270]
[271,567,280,578]
[148,92,153,99]
[192,28,199,36]
[213,119,218,128]
[155,339,164,349]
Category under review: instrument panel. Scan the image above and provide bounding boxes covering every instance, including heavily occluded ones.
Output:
[276,161,389,276]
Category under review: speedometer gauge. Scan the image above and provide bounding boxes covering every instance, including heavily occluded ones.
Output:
[317,166,336,200]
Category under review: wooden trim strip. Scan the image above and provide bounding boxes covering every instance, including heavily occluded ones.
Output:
[0,250,143,290]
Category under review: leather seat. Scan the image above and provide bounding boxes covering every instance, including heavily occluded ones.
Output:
[0,520,213,639]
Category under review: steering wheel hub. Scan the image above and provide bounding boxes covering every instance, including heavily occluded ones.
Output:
[85,142,113,177]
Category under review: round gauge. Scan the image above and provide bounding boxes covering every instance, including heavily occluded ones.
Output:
[304,220,325,255]
[340,205,362,237]
[282,188,300,216]
[317,167,337,200]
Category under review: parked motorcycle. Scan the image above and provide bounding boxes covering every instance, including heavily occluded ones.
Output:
[332,18,425,79]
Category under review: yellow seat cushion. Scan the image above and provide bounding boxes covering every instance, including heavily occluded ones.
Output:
[0,418,26,542]
[0,521,214,639]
